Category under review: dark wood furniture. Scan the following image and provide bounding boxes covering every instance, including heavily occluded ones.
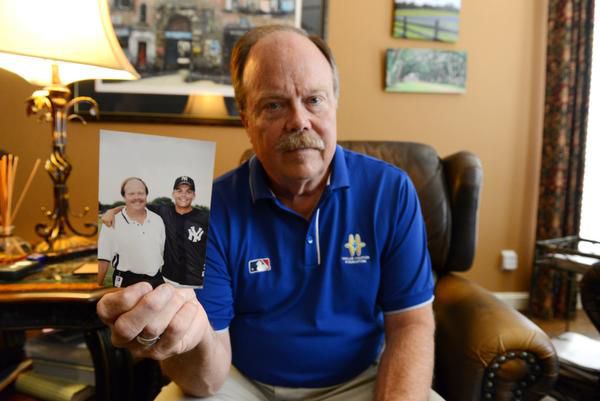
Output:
[531,236,600,328]
[0,255,163,401]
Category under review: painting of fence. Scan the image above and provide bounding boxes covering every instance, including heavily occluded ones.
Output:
[392,0,461,43]
[385,48,467,94]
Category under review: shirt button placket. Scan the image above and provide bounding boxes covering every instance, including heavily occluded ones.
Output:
[304,226,318,267]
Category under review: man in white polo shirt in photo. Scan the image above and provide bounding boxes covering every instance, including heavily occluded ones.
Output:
[97,177,166,288]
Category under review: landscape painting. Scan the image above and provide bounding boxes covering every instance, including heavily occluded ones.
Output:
[392,0,461,43]
[385,48,467,94]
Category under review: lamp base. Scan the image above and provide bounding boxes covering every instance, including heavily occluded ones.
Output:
[27,85,99,252]
[34,235,95,253]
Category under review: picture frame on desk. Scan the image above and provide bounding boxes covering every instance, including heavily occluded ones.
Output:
[73,0,329,126]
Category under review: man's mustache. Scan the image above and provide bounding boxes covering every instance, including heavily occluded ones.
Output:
[275,131,325,152]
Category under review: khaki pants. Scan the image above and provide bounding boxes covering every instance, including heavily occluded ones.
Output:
[155,365,445,401]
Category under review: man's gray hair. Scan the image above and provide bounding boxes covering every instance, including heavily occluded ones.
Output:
[230,24,340,112]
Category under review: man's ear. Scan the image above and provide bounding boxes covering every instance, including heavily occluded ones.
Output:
[240,111,249,129]
[240,112,255,145]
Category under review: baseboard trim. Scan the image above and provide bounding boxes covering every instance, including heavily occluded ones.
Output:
[493,291,529,311]
[493,291,582,311]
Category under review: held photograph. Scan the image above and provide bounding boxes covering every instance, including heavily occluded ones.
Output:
[385,48,467,94]
[392,0,461,43]
[97,130,216,289]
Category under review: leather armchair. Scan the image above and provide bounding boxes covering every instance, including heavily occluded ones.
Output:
[335,141,557,401]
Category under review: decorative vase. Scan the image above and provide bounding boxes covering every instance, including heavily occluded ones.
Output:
[0,225,32,264]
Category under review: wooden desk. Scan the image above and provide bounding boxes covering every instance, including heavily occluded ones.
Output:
[0,255,163,401]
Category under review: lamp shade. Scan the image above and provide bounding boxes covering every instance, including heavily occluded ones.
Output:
[0,0,139,86]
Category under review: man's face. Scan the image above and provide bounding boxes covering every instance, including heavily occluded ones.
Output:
[241,32,337,186]
[123,179,147,213]
[172,184,195,209]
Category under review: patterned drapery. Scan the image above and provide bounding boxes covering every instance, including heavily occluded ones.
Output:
[529,0,595,319]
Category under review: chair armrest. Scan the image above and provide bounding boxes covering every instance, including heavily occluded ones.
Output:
[433,274,558,401]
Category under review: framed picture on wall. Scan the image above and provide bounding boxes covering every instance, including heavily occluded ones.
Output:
[392,0,461,43]
[74,0,329,126]
[385,48,467,94]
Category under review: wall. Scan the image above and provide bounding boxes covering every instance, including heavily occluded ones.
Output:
[0,0,547,292]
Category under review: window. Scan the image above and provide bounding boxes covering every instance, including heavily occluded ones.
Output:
[579,7,600,241]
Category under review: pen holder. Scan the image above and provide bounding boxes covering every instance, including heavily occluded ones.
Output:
[0,225,31,264]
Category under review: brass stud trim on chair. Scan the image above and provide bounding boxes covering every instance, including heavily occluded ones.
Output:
[481,351,543,401]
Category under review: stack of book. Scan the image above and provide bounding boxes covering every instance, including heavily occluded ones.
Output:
[550,331,600,399]
[16,330,95,401]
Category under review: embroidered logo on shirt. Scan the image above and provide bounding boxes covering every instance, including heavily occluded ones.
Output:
[342,233,371,264]
[188,226,204,242]
[249,258,271,274]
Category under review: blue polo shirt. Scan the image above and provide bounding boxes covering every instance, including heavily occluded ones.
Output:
[197,145,434,387]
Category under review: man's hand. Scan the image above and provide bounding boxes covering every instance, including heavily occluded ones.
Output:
[101,206,123,228]
[96,282,210,360]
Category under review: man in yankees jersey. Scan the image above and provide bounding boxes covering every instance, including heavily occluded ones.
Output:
[103,176,208,287]
[159,176,208,287]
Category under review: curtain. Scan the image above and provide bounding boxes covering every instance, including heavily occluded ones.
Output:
[529,0,595,319]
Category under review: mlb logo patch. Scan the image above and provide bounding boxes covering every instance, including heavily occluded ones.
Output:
[249,258,271,274]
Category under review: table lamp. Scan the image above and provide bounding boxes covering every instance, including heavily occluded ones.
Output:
[0,0,139,252]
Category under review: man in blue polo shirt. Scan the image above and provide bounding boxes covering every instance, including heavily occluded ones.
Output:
[97,25,442,401]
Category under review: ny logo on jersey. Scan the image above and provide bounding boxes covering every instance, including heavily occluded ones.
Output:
[188,226,204,242]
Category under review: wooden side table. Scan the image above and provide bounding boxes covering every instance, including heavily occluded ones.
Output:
[0,255,163,401]
[530,236,600,328]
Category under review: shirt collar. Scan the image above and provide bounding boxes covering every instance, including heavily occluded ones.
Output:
[329,145,350,190]
[248,156,275,202]
[121,207,150,224]
[248,145,350,203]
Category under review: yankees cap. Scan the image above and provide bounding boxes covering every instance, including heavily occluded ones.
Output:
[173,176,195,191]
